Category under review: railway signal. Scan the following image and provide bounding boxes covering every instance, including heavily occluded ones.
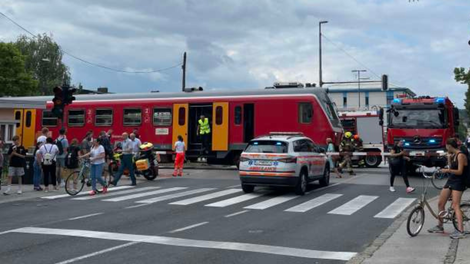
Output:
[51,86,64,119]
[381,74,388,91]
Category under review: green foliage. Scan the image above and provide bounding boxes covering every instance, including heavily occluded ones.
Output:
[458,122,467,139]
[14,34,70,95]
[454,67,470,126]
[0,42,38,96]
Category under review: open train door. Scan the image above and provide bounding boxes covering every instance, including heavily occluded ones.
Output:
[212,102,229,151]
[172,104,188,147]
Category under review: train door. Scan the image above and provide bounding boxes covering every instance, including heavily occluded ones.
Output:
[14,109,36,148]
[172,104,188,147]
[212,102,229,151]
[243,104,255,142]
[188,104,212,152]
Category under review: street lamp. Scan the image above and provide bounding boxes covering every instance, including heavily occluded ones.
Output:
[352,70,367,109]
[319,20,328,87]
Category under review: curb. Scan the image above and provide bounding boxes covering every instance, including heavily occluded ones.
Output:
[159,164,237,171]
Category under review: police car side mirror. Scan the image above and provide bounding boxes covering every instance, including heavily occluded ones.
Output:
[318,148,326,153]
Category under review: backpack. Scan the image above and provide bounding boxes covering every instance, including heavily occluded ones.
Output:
[56,138,64,156]
[65,147,79,169]
[43,145,55,166]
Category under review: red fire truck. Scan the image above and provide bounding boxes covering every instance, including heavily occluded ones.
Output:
[15,87,343,164]
[386,96,460,168]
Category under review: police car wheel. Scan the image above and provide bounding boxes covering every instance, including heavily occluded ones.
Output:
[295,171,307,195]
[242,184,255,193]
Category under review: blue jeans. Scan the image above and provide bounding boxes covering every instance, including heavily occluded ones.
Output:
[90,163,106,191]
[33,160,42,188]
[113,154,136,185]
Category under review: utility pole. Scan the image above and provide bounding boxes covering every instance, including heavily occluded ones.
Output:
[352,70,367,109]
[319,21,328,87]
[182,52,187,92]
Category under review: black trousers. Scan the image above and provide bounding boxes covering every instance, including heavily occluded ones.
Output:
[200,134,210,156]
[389,160,410,187]
[42,162,57,187]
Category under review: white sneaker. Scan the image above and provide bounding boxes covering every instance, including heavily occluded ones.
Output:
[389,186,396,192]
[3,188,11,195]
[17,189,22,195]
[60,182,65,188]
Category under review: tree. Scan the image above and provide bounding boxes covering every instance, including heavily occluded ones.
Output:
[454,67,470,126]
[0,43,38,96]
[14,34,71,95]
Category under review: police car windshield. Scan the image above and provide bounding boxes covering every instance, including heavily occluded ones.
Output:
[245,141,288,153]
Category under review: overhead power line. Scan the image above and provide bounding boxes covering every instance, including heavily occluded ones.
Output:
[0,11,182,74]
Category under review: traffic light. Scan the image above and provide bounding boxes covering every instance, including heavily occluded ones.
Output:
[52,86,64,118]
[381,74,388,91]
[63,86,77,105]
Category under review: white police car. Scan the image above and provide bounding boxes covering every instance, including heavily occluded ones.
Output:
[239,132,330,195]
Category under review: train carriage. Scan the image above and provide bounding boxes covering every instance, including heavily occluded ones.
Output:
[15,88,343,164]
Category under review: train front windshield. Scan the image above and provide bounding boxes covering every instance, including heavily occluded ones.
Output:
[389,108,446,129]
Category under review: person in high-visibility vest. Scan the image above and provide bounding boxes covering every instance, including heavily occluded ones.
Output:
[197,114,211,162]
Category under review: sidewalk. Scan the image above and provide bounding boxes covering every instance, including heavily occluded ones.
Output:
[351,191,470,264]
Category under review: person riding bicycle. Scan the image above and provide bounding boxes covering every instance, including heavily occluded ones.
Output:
[428,138,467,239]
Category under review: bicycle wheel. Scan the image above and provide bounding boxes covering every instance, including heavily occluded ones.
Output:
[407,206,425,237]
[452,204,470,232]
[65,170,85,196]
[431,172,448,190]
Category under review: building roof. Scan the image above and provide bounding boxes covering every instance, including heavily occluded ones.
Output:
[326,86,416,97]
[0,97,47,109]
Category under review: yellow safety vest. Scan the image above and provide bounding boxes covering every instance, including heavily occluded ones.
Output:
[198,118,210,135]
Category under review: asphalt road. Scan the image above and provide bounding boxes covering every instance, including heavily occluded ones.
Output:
[0,167,439,264]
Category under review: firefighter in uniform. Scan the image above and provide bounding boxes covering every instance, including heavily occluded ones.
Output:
[197,114,211,162]
[353,134,365,167]
[339,132,356,175]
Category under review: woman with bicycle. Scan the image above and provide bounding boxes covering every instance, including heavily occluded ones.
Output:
[428,138,467,239]
[79,138,108,195]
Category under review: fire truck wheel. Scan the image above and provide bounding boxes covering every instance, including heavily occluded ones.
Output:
[241,184,255,193]
[365,155,382,168]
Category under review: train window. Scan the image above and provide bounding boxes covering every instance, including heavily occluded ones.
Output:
[25,111,32,128]
[42,110,58,127]
[298,103,313,124]
[68,109,85,127]
[234,106,242,125]
[178,107,186,126]
[153,108,172,126]
[123,108,142,126]
[15,111,21,128]
[215,106,223,125]
[95,109,113,126]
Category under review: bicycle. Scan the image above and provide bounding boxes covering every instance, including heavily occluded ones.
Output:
[65,159,104,196]
[407,165,470,237]
[418,166,450,190]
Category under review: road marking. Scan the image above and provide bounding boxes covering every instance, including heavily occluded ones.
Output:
[41,186,134,200]
[205,193,265,207]
[374,198,416,219]
[169,222,209,233]
[125,204,149,209]
[53,241,139,264]
[328,195,378,215]
[72,187,159,200]
[225,184,241,189]
[136,188,216,204]
[68,213,103,221]
[285,193,343,213]
[102,187,187,202]
[244,195,298,210]
[0,230,11,235]
[170,189,240,205]
[10,227,357,261]
[224,210,249,218]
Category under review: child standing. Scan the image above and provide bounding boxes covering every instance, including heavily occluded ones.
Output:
[173,135,185,177]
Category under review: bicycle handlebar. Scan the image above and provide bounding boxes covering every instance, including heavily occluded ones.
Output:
[418,165,440,179]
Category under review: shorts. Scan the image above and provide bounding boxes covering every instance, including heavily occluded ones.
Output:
[56,157,66,167]
[443,179,466,192]
[8,167,24,177]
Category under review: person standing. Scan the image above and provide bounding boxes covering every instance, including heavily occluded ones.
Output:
[326,138,342,178]
[37,137,59,192]
[4,136,26,195]
[130,133,141,158]
[338,132,356,175]
[55,128,69,187]
[173,135,186,177]
[132,129,140,139]
[111,133,136,186]
[197,114,211,162]
[80,131,93,155]
[389,140,415,193]
[79,138,107,195]
[33,141,43,191]
[0,138,3,191]
[37,127,49,146]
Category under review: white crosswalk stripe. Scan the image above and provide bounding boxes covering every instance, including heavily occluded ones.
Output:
[374,198,416,219]
[205,193,266,208]
[328,195,378,215]
[72,187,160,201]
[285,193,343,213]
[244,194,298,210]
[170,189,241,205]
[136,188,216,204]
[102,187,187,202]
[41,186,134,200]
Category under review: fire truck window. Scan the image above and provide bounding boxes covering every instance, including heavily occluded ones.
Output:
[153,108,172,126]
[215,106,223,125]
[123,108,142,126]
[15,111,21,128]
[42,110,58,127]
[178,107,186,126]
[68,109,85,127]
[298,103,313,124]
[234,106,242,125]
[95,109,113,126]
[25,111,32,128]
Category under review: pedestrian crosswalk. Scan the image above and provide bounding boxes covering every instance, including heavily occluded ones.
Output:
[41,185,416,219]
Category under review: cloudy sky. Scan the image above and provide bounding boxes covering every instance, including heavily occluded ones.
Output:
[0,0,469,107]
